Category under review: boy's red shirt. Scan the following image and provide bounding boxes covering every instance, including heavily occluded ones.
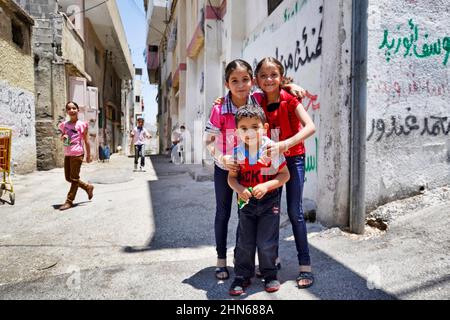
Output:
[234,136,287,189]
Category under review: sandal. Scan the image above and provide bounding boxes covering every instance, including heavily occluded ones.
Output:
[296,271,314,289]
[215,266,229,280]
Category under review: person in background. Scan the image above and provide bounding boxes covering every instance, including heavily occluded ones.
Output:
[130,117,151,170]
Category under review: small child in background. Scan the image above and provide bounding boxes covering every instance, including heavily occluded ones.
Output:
[131,117,151,170]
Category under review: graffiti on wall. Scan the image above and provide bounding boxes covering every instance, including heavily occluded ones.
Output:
[371,69,448,102]
[367,109,450,142]
[379,19,450,66]
[303,91,320,112]
[283,0,309,23]
[275,6,323,74]
[0,81,34,138]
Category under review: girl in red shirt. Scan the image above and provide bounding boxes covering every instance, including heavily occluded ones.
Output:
[255,57,316,288]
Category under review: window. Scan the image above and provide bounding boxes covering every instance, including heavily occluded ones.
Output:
[135,96,141,103]
[268,0,283,15]
[94,47,100,66]
[11,20,24,49]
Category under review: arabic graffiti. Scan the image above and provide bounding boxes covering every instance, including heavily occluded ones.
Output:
[275,6,322,73]
[305,137,318,173]
[379,19,450,66]
[0,81,34,138]
[303,91,320,112]
[367,112,450,142]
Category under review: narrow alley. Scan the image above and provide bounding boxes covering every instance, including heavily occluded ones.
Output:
[0,155,448,299]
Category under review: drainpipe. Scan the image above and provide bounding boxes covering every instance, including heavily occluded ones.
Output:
[350,0,368,234]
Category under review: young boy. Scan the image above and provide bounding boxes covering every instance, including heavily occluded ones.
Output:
[227,104,290,296]
[130,117,151,170]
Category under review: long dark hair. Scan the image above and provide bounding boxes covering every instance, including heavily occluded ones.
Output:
[255,57,285,76]
[224,59,253,82]
[255,57,293,85]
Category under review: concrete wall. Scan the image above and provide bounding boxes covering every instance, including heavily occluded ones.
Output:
[14,0,69,170]
[84,19,104,88]
[0,1,36,174]
[317,0,352,227]
[62,17,85,73]
[366,0,450,210]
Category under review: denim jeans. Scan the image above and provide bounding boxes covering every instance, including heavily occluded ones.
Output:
[234,190,280,279]
[134,144,145,167]
[281,155,311,266]
[214,165,234,259]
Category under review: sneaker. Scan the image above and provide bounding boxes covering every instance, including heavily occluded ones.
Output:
[229,277,251,296]
[264,276,280,293]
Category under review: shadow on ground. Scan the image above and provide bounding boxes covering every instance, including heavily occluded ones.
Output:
[181,243,397,300]
[122,156,397,300]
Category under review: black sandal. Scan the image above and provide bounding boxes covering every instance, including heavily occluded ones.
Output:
[215,266,229,280]
[296,271,314,289]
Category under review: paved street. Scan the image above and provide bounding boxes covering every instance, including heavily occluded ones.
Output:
[0,155,448,300]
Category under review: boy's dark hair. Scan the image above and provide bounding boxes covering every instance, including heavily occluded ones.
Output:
[225,59,253,82]
[65,101,79,110]
[235,104,267,126]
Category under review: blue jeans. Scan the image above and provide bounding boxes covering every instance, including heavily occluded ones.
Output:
[234,191,280,279]
[134,145,145,167]
[214,165,234,259]
[281,155,311,266]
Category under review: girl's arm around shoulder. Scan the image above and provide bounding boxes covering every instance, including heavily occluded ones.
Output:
[279,100,316,153]
[295,102,316,137]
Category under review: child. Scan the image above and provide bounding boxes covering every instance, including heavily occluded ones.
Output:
[255,57,316,288]
[169,125,185,164]
[204,59,255,280]
[130,117,151,170]
[227,104,290,296]
[204,59,305,281]
[58,101,94,211]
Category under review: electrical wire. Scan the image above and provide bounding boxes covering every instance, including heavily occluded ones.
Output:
[33,0,110,20]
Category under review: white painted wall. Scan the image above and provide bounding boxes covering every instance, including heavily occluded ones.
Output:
[0,80,37,173]
[366,0,450,210]
[133,79,143,120]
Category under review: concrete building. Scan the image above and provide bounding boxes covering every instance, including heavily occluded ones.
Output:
[82,0,134,156]
[145,0,449,228]
[133,77,144,122]
[12,0,133,169]
[0,0,36,174]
